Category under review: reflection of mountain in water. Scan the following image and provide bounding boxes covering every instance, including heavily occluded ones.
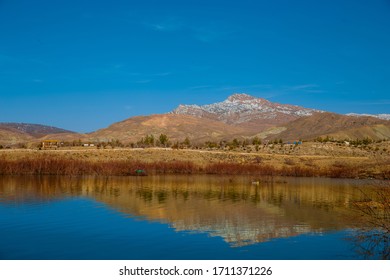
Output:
[0,175,378,247]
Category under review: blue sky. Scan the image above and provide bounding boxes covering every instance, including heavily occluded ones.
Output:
[1,0,389,132]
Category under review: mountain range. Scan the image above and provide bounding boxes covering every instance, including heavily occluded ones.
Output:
[1,94,390,145]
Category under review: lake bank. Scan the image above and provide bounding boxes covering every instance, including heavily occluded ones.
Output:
[0,147,389,179]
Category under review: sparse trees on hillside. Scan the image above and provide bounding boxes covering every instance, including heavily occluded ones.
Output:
[204,141,218,149]
[110,139,123,148]
[137,135,155,147]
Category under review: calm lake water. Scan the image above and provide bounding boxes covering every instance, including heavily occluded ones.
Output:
[0,175,388,260]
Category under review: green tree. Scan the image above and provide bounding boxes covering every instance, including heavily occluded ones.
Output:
[182,137,191,148]
[252,136,262,145]
[144,134,155,146]
[159,134,169,147]
[205,141,218,149]
[232,138,240,148]
[362,137,372,145]
[111,139,123,148]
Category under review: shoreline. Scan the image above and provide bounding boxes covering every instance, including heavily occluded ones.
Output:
[0,146,389,179]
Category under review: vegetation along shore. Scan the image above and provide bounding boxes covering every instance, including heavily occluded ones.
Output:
[0,139,389,179]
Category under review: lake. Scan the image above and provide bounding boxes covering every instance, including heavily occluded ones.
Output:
[0,175,388,260]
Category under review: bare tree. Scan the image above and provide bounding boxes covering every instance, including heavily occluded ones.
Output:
[350,182,390,259]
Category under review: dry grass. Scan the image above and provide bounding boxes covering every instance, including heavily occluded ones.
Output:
[0,156,199,176]
[0,142,389,179]
[0,148,388,179]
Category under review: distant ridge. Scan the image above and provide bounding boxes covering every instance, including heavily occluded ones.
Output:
[0,123,74,137]
[0,123,76,145]
[274,112,390,141]
[346,113,390,121]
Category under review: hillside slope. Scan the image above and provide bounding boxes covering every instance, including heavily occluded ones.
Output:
[0,126,34,145]
[272,112,390,141]
[0,123,74,137]
[0,123,76,145]
[88,113,250,143]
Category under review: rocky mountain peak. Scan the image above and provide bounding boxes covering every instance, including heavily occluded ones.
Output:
[227,93,257,102]
[172,93,319,126]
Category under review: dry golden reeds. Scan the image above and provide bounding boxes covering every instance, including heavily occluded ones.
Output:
[0,155,387,179]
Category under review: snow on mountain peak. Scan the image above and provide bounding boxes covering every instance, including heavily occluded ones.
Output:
[172,93,319,125]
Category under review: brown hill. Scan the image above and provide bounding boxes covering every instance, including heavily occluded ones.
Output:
[39,132,87,142]
[325,124,390,141]
[0,123,74,137]
[0,126,34,145]
[88,114,249,143]
[0,122,77,146]
[271,112,390,141]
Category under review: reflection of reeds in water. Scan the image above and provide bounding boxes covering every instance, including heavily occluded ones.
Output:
[350,182,390,259]
[0,155,376,178]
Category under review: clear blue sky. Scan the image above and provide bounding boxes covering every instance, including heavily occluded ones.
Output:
[1,0,389,132]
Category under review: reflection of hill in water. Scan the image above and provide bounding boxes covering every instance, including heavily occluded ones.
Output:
[0,175,377,247]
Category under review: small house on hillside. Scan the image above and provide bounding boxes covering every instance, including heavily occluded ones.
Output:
[42,140,60,149]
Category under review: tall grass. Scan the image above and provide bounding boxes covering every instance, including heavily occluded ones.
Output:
[0,156,198,176]
[0,155,387,179]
